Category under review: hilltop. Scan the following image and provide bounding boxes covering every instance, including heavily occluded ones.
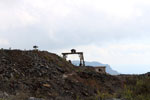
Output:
[0,49,124,100]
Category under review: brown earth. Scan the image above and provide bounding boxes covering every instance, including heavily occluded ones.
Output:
[0,49,131,100]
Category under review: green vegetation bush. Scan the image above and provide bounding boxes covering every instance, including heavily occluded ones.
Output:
[122,77,150,100]
[95,90,113,100]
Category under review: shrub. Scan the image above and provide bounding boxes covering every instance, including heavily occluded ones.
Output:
[122,78,150,100]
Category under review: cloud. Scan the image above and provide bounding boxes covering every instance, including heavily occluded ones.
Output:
[1,0,150,49]
[0,38,9,46]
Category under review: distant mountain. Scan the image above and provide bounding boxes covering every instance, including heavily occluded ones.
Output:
[72,61,119,75]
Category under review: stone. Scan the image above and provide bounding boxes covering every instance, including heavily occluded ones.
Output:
[28,97,45,100]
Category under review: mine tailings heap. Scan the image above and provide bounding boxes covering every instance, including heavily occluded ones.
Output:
[0,49,123,100]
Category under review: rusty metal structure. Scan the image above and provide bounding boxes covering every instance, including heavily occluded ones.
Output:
[62,49,85,66]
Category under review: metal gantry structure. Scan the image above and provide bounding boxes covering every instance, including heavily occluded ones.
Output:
[62,49,85,66]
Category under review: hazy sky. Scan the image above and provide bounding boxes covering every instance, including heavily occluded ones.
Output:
[1,0,150,74]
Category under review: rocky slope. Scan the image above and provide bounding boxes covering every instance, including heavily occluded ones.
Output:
[0,49,123,100]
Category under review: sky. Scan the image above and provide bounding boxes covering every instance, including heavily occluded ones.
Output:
[1,0,150,74]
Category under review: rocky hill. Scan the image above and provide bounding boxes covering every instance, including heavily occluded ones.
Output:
[0,49,124,100]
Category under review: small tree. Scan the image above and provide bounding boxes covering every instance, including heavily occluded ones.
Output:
[33,45,38,50]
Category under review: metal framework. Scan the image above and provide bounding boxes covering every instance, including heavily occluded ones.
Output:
[62,49,85,66]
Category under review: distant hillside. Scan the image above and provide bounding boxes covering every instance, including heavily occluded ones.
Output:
[72,61,119,75]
